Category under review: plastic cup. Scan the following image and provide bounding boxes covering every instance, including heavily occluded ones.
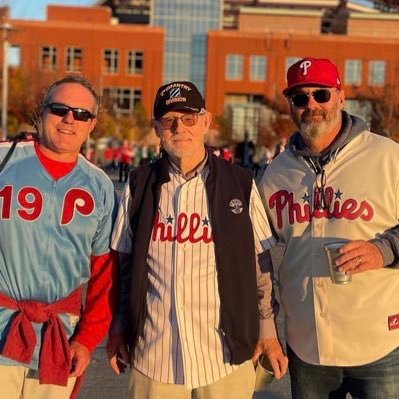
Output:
[323,241,352,284]
[254,355,274,392]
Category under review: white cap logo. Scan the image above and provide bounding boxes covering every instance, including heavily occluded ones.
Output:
[229,198,243,214]
[300,60,312,75]
[169,88,181,98]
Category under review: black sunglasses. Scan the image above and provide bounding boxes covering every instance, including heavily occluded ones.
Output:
[45,103,95,122]
[289,89,338,108]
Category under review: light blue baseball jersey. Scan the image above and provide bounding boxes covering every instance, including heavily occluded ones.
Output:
[0,140,117,368]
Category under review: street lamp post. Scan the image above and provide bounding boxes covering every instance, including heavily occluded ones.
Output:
[1,22,12,141]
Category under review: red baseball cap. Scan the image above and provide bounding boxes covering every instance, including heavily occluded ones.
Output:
[283,57,342,96]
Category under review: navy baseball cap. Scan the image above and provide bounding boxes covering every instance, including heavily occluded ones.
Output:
[153,81,205,119]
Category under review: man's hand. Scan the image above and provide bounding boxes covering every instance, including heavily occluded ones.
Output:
[252,337,288,379]
[106,333,130,375]
[69,340,91,377]
[335,240,383,275]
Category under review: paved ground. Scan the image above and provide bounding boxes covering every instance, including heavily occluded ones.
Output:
[78,169,291,399]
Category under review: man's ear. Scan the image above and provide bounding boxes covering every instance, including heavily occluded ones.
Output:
[203,112,212,133]
[89,118,97,134]
[153,119,162,139]
[338,89,345,110]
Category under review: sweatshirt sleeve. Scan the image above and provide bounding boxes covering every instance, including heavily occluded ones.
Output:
[370,224,399,269]
[248,181,279,339]
[72,250,118,351]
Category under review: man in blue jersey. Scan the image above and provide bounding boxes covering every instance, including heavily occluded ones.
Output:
[0,75,118,399]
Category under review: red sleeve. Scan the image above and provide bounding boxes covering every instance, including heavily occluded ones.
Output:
[72,250,118,351]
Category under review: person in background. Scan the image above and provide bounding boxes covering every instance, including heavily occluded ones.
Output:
[221,145,232,162]
[107,80,287,398]
[272,134,288,159]
[0,75,118,399]
[118,139,132,183]
[259,57,399,398]
[253,143,273,178]
[235,131,255,169]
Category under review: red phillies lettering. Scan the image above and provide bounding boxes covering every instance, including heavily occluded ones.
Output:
[152,212,174,241]
[152,211,213,243]
[0,185,95,224]
[17,187,43,221]
[0,185,12,219]
[269,188,374,229]
[61,188,95,225]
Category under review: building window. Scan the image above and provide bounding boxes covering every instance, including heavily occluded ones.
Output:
[66,47,82,72]
[127,50,143,75]
[103,49,119,74]
[369,61,385,87]
[345,59,362,85]
[103,87,142,116]
[249,55,267,81]
[40,46,57,71]
[9,45,21,68]
[226,54,243,80]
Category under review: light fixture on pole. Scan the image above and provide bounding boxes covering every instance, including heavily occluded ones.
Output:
[1,22,13,141]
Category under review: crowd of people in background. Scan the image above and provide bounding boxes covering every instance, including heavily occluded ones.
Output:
[85,133,289,182]
[211,133,289,178]
[82,139,161,182]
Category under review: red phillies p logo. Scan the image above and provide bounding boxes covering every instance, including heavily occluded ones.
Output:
[61,188,95,225]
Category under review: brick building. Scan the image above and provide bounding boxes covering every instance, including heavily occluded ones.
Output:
[1,2,399,141]
[206,7,399,140]
[4,5,163,123]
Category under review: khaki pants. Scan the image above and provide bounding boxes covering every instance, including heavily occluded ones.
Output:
[129,360,256,399]
[0,364,76,399]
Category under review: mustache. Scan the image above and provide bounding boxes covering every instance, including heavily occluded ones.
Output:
[301,109,326,121]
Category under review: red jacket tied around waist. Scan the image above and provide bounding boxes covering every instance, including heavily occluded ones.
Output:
[0,287,82,386]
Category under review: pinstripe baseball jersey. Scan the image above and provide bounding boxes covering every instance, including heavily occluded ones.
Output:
[111,161,277,389]
[0,140,116,369]
[259,130,399,366]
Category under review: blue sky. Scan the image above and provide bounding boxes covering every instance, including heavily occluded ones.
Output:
[10,0,95,20]
[9,0,375,20]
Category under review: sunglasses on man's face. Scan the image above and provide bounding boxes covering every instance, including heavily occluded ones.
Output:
[158,113,203,130]
[45,103,95,122]
[289,89,338,108]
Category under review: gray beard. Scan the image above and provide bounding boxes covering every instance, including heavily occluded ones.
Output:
[300,119,330,139]
[297,105,341,141]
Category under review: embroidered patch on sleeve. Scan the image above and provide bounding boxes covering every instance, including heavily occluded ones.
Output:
[388,314,399,331]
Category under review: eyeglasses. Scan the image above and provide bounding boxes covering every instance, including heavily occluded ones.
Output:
[157,112,204,130]
[314,169,332,211]
[289,89,338,108]
[45,103,95,122]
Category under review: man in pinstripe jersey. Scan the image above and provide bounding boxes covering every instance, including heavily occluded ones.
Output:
[107,81,288,398]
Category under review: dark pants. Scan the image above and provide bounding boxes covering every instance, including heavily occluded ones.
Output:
[119,162,130,183]
[288,345,399,399]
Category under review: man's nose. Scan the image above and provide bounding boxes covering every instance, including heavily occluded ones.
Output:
[62,110,75,123]
[171,118,185,132]
[306,94,319,109]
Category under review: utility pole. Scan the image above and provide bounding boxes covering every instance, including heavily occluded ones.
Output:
[1,22,12,141]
